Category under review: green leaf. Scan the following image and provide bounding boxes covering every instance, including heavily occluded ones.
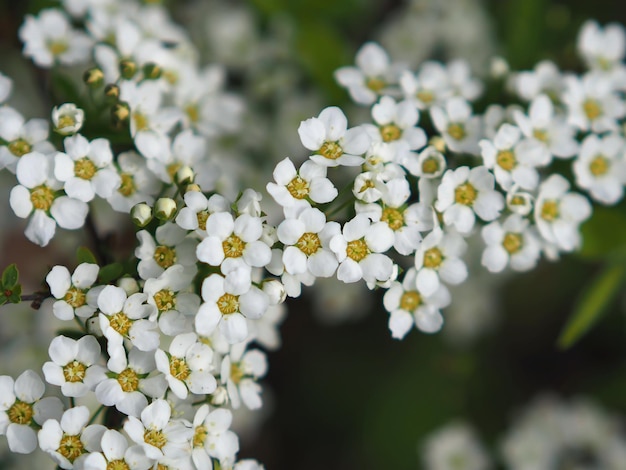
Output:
[557,263,626,349]
[579,206,626,260]
[98,263,123,284]
[77,247,98,265]
[1,264,18,289]
[0,294,7,306]
[8,284,22,304]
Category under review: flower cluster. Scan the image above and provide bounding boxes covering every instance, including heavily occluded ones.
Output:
[0,0,624,467]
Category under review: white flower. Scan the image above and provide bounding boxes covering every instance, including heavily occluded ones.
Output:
[481,214,542,273]
[329,214,395,284]
[83,429,153,470]
[220,343,267,410]
[0,370,63,454]
[107,151,161,213]
[298,106,370,167]
[52,103,85,136]
[97,285,159,359]
[573,133,626,205]
[196,274,269,344]
[46,263,99,320]
[506,186,534,216]
[19,8,92,67]
[155,332,216,400]
[399,62,451,110]
[136,222,198,280]
[365,96,427,151]
[422,422,491,470]
[513,94,579,162]
[383,268,451,338]
[42,335,107,397]
[54,134,120,202]
[430,97,482,154]
[563,72,625,133]
[479,123,546,191]
[0,72,12,103]
[0,106,52,173]
[414,228,468,296]
[124,399,192,461]
[401,145,447,179]
[145,129,207,183]
[334,42,398,105]
[38,406,106,469]
[191,404,239,468]
[277,207,340,278]
[446,59,483,102]
[175,191,230,234]
[95,348,167,418]
[534,174,592,252]
[577,20,625,72]
[512,60,564,102]
[435,166,504,234]
[10,152,88,246]
[266,158,337,208]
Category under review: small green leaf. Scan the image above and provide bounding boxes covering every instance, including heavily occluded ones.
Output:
[98,263,123,284]
[579,206,626,260]
[1,264,18,289]
[77,247,98,265]
[557,263,626,349]
[0,294,7,306]
[8,284,22,304]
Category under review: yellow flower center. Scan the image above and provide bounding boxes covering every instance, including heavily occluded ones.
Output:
[454,182,477,206]
[58,433,84,463]
[8,138,31,157]
[185,104,200,123]
[286,176,310,199]
[64,287,86,308]
[423,247,443,269]
[169,357,190,381]
[154,245,177,269]
[133,112,149,132]
[109,312,132,336]
[582,99,602,121]
[107,460,131,470]
[57,115,76,130]
[589,155,609,176]
[30,185,55,211]
[74,158,96,180]
[196,210,209,231]
[117,368,140,392]
[540,200,559,221]
[223,234,245,258]
[496,150,516,171]
[346,239,370,262]
[63,360,87,383]
[503,232,523,254]
[509,195,525,206]
[422,157,440,175]
[166,163,182,182]
[447,123,466,141]
[318,142,343,160]
[416,90,434,104]
[48,41,68,56]
[153,289,176,313]
[8,400,34,425]
[118,173,136,197]
[193,425,208,448]
[296,232,321,256]
[400,291,422,311]
[533,128,549,142]
[381,207,404,231]
[218,293,239,315]
[144,429,167,450]
[366,77,386,92]
[380,124,402,142]
[230,362,245,385]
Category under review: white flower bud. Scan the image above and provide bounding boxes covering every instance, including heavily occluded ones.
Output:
[52,103,85,135]
[260,223,278,246]
[506,188,534,216]
[210,385,229,406]
[117,277,139,295]
[237,189,262,217]
[86,316,103,336]
[263,279,286,305]
[175,165,195,186]
[490,56,510,79]
[131,202,153,227]
[154,198,177,221]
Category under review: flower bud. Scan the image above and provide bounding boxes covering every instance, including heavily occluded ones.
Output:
[154,197,177,221]
[175,166,195,186]
[119,59,137,80]
[490,56,510,79]
[210,386,229,406]
[429,136,446,153]
[111,102,130,126]
[52,103,85,136]
[104,84,120,103]
[131,202,153,227]
[118,277,140,295]
[143,62,162,80]
[86,316,103,336]
[83,67,104,88]
[185,183,202,193]
[263,279,286,305]
[236,189,262,217]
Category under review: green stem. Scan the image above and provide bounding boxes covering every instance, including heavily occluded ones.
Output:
[88,405,105,425]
